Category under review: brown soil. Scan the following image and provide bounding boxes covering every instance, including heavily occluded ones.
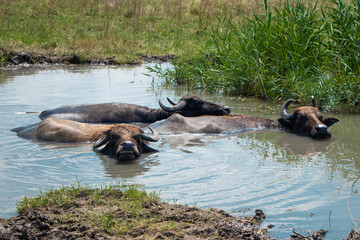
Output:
[0,194,271,239]
[0,49,176,66]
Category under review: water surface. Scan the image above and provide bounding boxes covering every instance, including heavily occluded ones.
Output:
[0,65,359,239]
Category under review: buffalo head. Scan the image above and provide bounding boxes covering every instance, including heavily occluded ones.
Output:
[158,95,231,117]
[93,124,159,160]
[278,97,339,139]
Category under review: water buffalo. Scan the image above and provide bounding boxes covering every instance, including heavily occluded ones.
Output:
[12,118,159,160]
[149,113,278,134]
[277,97,339,139]
[38,95,231,123]
[149,97,339,139]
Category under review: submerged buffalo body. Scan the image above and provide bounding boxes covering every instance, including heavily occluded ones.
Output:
[150,114,278,134]
[150,97,339,139]
[39,95,231,123]
[12,118,159,160]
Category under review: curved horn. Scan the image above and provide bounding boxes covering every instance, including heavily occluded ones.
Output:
[311,96,317,108]
[280,99,296,120]
[139,127,160,142]
[93,134,110,148]
[158,99,186,112]
[167,97,177,106]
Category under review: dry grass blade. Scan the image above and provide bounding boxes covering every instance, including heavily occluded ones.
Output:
[348,196,360,231]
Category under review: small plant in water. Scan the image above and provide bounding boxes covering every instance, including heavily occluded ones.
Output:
[0,54,8,67]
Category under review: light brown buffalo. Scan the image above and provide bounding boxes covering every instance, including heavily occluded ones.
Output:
[12,118,159,160]
[149,113,278,134]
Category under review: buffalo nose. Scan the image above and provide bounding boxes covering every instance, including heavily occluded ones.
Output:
[223,106,231,114]
[120,141,136,151]
[315,125,328,134]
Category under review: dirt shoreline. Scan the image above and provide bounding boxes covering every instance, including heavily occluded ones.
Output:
[0,49,176,66]
[0,207,271,239]
[0,187,273,240]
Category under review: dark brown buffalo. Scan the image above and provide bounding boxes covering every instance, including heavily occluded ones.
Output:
[38,95,231,123]
[150,97,339,139]
[12,118,159,160]
[277,97,339,139]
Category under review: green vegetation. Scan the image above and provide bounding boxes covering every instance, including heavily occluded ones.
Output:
[16,182,160,215]
[1,0,359,111]
[0,54,8,67]
[149,0,360,112]
[0,0,262,64]
[16,182,165,236]
[12,182,268,239]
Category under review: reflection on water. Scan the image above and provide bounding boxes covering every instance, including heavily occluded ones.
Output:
[159,134,216,149]
[95,151,160,179]
[0,65,360,239]
[276,132,336,157]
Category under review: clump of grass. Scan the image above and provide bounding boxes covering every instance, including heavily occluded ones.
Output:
[16,182,163,237]
[12,181,268,239]
[0,54,8,67]
[324,0,360,109]
[149,0,360,112]
[16,181,159,215]
[327,0,360,74]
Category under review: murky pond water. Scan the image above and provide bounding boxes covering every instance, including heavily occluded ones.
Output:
[0,64,359,239]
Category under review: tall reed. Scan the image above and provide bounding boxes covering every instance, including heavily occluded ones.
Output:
[149,0,360,111]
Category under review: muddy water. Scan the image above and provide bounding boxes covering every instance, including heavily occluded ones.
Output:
[0,65,359,239]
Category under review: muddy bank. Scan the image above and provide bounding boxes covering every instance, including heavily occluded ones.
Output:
[0,49,175,66]
[0,206,269,240]
[0,187,271,239]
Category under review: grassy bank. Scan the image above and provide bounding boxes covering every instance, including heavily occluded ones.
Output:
[0,0,268,64]
[1,0,359,111]
[0,183,270,239]
[149,0,360,112]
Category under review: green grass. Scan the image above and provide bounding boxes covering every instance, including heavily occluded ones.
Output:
[0,0,265,64]
[0,54,8,67]
[2,0,359,111]
[15,182,248,239]
[16,182,159,215]
[148,0,360,112]
[16,182,163,236]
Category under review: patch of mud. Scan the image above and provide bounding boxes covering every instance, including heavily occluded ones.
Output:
[0,192,271,239]
[0,49,175,66]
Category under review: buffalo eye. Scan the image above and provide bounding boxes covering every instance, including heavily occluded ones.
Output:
[298,115,307,121]
[133,135,142,142]
[192,99,203,105]
[109,133,117,140]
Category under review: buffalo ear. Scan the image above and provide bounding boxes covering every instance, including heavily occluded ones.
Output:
[322,117,339,127]
[93,134,110,148]
[277,118,292,129]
